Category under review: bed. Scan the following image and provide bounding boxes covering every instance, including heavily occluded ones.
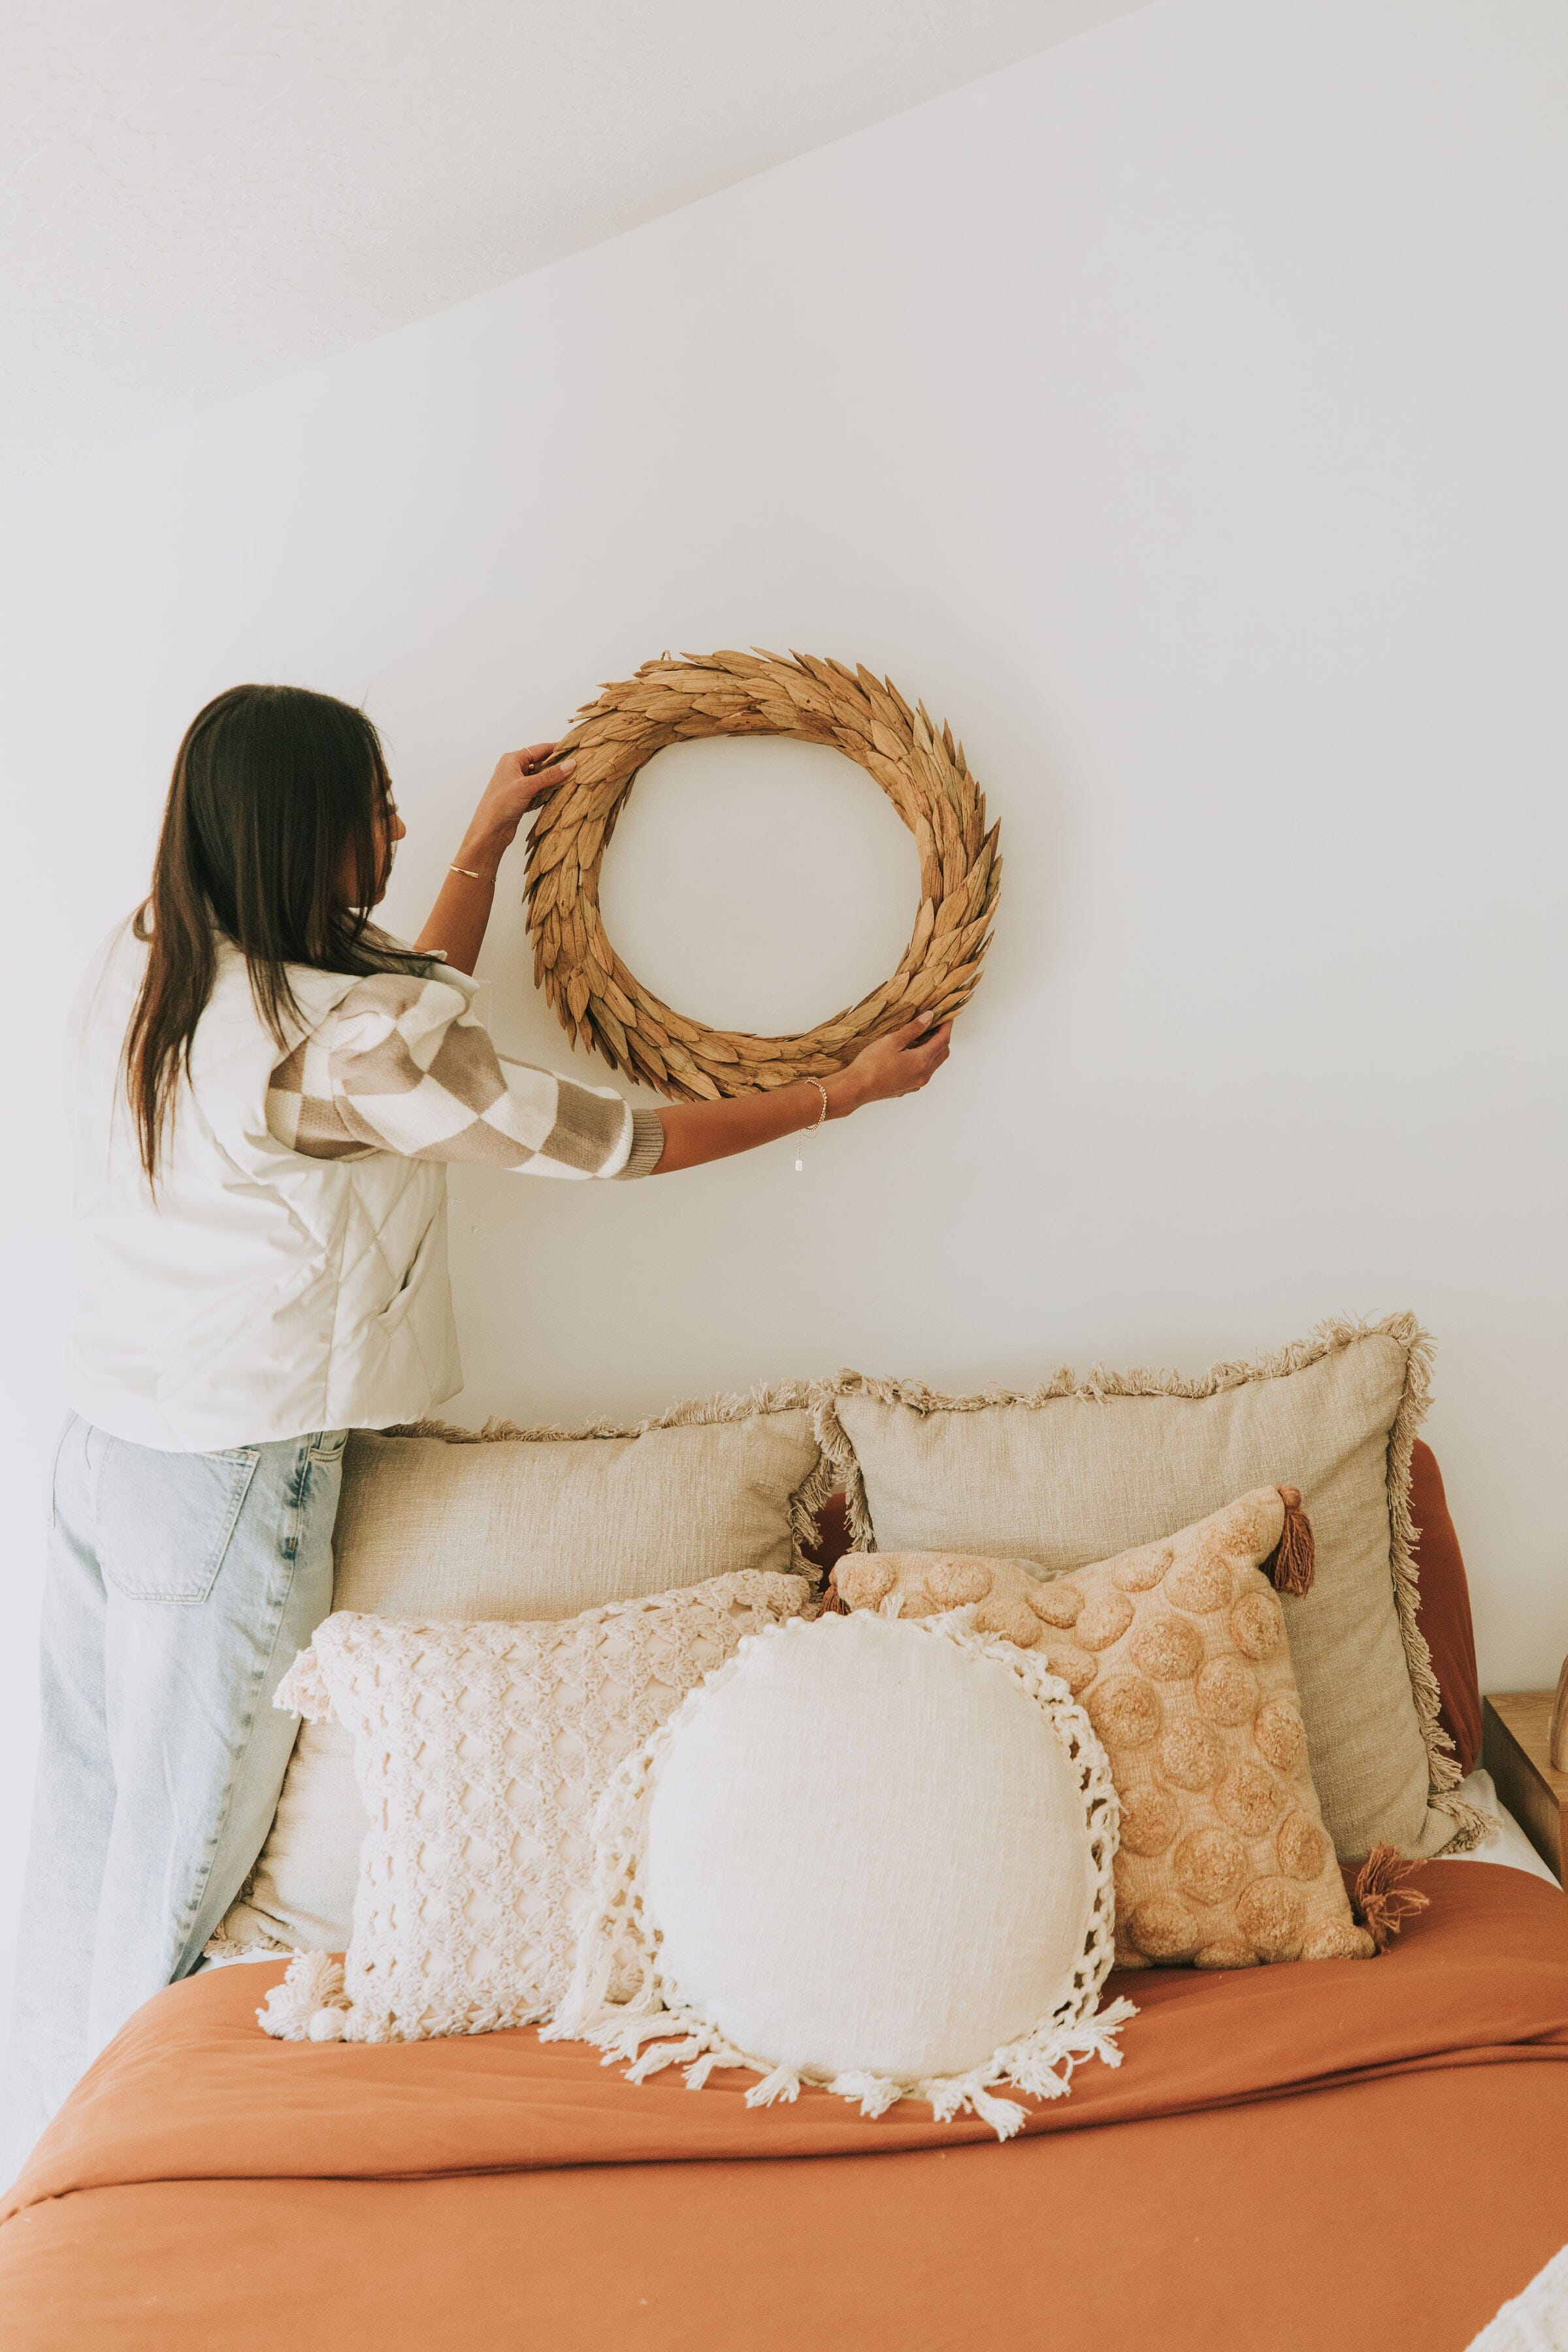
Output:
[3,1389,1564,2349]
[1,1840,1565,2349]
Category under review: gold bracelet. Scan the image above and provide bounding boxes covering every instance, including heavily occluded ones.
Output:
[793,1079,830,1175]
[449,864,485,881]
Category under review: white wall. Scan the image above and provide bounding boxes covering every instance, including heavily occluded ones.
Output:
[3,0,1565,2029]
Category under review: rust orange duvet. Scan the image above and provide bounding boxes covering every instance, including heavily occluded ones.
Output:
[3,1863,1567,2350]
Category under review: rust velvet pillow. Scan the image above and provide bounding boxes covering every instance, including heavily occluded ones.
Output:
[1409,1442,1482,1778]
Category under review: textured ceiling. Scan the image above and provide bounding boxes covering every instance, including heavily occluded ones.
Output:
[1,0,1151,489]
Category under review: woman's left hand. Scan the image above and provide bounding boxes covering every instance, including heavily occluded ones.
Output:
[464,743,577,869]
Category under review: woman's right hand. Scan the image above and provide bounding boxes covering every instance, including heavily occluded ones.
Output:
[461,743,577,870]
[648,1011,954,1175]
[825,1013,953,1115]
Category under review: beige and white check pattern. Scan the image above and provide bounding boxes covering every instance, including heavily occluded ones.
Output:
[267,970,664,1181]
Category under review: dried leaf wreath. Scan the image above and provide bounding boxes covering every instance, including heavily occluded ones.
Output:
[522,648,1003,1102]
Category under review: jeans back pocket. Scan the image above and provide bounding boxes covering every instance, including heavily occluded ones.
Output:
[96,1437,261,1604]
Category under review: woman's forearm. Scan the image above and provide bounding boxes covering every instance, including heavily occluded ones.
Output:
[649,1012,953,1172]
[651,1071,863,1174]
[416,747,574,974]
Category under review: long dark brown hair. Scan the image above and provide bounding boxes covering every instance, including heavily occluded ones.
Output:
[125,683,414,1179]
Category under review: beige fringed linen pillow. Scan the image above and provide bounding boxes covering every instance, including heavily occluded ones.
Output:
[328,1393,830,1618]
[830,1489,1375,1970]
[548,1609,1135,2141]
[258,1567,811,2046]
[216,1390,830,1957]
[813,1318,1480,1862]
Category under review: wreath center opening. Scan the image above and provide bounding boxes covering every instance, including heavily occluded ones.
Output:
[595,735,923,1039]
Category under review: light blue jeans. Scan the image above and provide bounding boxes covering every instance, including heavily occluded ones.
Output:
[1,1414,345,2181]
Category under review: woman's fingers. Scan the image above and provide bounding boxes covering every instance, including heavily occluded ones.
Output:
[895,1014,951,1056]
[902,1020,953,1088]
[514,743,576,804]
[466,747,578,858]
[491,747,576,808]
[519,757,574,802]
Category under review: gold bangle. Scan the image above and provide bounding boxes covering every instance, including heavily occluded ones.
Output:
[792,1079,830,1176]
[449,864,486,881]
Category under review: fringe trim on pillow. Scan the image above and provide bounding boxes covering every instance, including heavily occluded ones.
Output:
[543,1610,1134,2143]
[204,1927,293,1963]
[809,1316,1487,1854]
[385,1380,836,1589]
[549,1984,1139,2144]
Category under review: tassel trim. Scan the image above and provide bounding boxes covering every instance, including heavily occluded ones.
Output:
[272,1646,336,1724]
[1352,1842,1430,1952]
[257,1952,352,2041]
[255,1943,559,2048]
[1265,1486,1316,1597]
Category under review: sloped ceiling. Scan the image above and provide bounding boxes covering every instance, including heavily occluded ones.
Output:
[1,0,1152,489]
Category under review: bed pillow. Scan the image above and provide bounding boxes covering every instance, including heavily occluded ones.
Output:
[1410,1442,1482,1778]
[812,1317,1480,1861]
[214,1390,830,1958]
[547,1609,1135,2140]
[815,1448,1484,1777]
[331,1394,830,1617]
[830,1489,1374,1970]
[257,1568,812,2045]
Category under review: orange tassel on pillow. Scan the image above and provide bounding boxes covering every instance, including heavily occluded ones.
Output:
[1265,1486,1316,1596]
[1352,1842,1430,1952]
[818,1576,849,1616]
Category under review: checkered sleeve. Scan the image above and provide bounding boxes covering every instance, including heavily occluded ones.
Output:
[266,972,665,1181]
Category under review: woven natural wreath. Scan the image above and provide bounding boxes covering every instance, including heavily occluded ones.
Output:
[523,649,1002,1101]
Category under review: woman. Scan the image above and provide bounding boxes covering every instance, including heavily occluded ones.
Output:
[3,682,950,2170]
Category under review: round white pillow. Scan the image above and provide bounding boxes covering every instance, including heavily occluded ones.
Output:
[549,1609,1134,2136]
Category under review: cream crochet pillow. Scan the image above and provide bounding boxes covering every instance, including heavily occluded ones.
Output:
[830,1490,1375,1970]
[257,1569,809,2046]
[547,1610,1135,2140]
[217,1392,829,1960]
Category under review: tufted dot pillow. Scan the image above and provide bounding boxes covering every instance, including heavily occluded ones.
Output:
[547,1610,1135,2139]
[832,1489,1374,1971]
